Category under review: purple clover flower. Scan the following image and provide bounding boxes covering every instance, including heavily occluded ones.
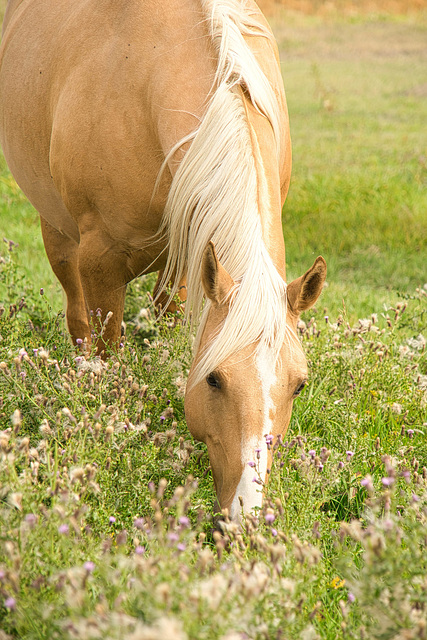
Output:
[58,524,69,535]
[84,561,95,573]
[179,516,190,528]
[402,470,411,482]
[382,477,394,487]
[25,514,37,527]
[168,532,179,543]
[4,597,16,611]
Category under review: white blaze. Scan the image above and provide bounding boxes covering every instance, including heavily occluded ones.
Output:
[230,345,277,520]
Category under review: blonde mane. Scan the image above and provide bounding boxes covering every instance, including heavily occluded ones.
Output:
[158,0,288,386]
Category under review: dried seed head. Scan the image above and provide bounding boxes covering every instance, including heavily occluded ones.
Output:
[105,426,114,442]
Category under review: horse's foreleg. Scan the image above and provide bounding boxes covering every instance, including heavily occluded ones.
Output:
[40,217,90,345]
[77,229,128,355]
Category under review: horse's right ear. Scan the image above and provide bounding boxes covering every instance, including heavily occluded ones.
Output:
[201,242,234,306]
[287,256,327,315]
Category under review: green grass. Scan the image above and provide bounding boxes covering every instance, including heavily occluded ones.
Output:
[279,16,427,318]
[0,9,427,640]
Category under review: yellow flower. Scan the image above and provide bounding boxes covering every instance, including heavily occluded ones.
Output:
[330,576,346,589]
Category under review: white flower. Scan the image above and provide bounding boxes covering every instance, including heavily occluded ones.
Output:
[407,334,426,351]
[195,573,228,609]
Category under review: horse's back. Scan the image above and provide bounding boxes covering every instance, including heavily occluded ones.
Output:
[0,0,218,248]
[0,0,289,255]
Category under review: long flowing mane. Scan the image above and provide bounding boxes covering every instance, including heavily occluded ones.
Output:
[158,0,288,386]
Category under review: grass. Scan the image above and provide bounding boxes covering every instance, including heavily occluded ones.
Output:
[0,5,427,640]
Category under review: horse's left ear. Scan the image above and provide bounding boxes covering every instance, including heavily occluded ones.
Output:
[287,256,327,315]
[201,241,235,306]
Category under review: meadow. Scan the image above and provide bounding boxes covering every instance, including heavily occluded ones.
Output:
[0,3,427,639]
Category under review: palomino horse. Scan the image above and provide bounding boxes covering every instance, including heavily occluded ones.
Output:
[0,0,326,519]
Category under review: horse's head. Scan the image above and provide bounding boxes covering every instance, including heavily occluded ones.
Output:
[184,243,326,520]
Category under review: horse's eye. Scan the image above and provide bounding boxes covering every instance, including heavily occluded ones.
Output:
[206,373,221,389]
[294,380,307,397]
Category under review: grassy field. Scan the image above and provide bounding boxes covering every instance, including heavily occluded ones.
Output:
[0,4,427,640]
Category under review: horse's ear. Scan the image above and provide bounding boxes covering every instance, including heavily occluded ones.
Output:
[287,256,327,315]
[201,242,234,306]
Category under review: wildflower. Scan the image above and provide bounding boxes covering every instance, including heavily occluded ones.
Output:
[25,514,38,528]
[402,469,411,482]
[348,592,356,603]
[109,516,116,524]
[4,597,16,611]
[346,451,354,461]
[168,532,179,543]
[407,334,426,352]
[382,477,394,487]
[406,429,414,438]
[271,528,278,537]
[264,510,275,524]
[265,434,273,445]
[177,542,186,552]
[179,516,190,528]
[76,338,83,345]
[135,545,145,555]
[133,517,144,530]
[331,576,345,589]
[308,450,316,459]
[412,493,420,503]
[252,477,262,485]
[84,561,95,573]
[58,524,69,535]
[247,461,256,468]
[338,461,344,469]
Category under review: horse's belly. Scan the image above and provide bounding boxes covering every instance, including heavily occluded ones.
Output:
[0,0,169,251]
